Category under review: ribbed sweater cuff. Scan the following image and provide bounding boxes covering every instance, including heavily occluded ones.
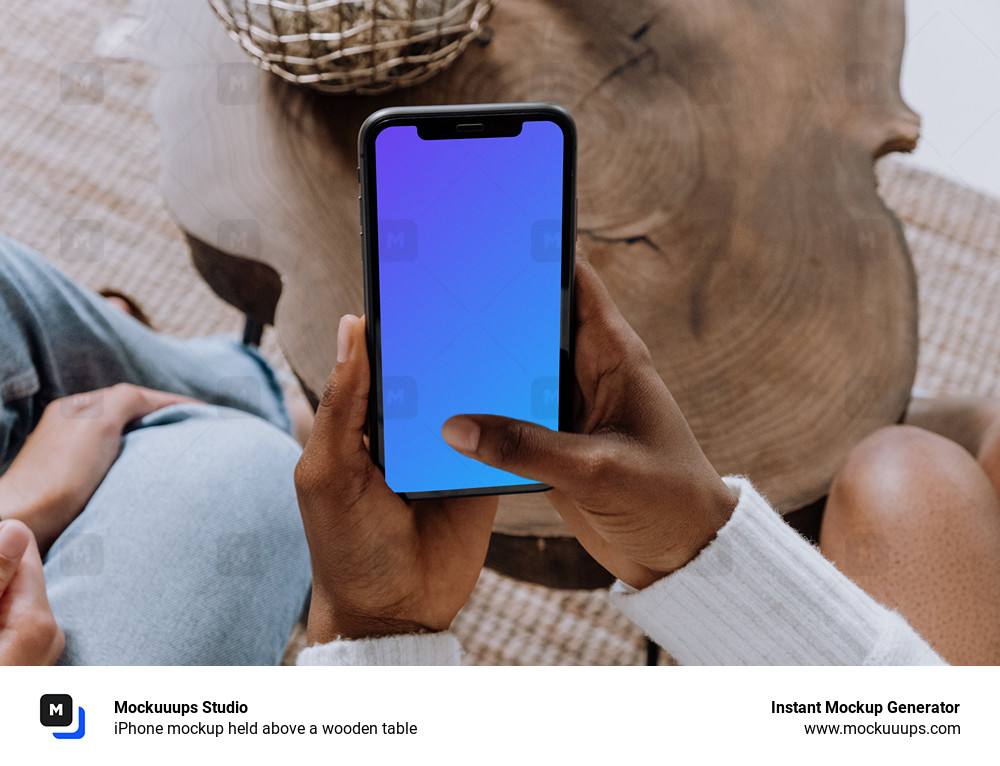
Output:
[610,476,942,665]
[296,632,462,666]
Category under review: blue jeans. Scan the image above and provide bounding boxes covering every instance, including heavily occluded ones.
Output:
[0,235,311,664]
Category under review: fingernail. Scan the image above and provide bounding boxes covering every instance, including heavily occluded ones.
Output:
[337,315,356,363]
[0,521,29,560]
[441,417,480,453]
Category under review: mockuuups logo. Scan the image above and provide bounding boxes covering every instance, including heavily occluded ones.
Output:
[40,694,86,739]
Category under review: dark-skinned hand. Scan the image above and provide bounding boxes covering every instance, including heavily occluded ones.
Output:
[294,315,498,644]
[442,260,738,590]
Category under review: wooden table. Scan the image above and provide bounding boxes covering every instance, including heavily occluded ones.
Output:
[148,0,919,587]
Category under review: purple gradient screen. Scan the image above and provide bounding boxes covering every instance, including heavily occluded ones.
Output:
[373,120,565,494]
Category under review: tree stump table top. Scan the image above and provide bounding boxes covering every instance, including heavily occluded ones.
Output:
[147,0,919,565]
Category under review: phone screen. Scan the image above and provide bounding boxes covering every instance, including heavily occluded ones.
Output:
[364,108,573,498]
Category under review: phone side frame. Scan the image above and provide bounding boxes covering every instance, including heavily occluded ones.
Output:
[358,103,577,500]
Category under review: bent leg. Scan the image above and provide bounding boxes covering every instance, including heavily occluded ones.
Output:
[905,394,1000,498]
[820,425,1000,665]
[973,403,1000,504]
[0,235,289,468]
[43,404,311,665]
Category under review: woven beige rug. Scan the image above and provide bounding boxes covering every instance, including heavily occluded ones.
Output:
[3,0,999,665]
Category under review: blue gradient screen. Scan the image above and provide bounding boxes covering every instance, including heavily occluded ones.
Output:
[373,120,566,495]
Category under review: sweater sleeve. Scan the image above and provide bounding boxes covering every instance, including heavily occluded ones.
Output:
[609,476,946,665]
[296,631,462,666]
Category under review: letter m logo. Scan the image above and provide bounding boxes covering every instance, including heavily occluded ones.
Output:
[39,694,73,727]
[383,376,417,418]
[379,220,418,261]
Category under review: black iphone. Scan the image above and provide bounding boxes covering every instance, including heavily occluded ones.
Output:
[359,103,576,500]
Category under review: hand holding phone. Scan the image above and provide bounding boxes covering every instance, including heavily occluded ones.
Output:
[294,102,732,647]
[294,261,737,649]
[442,262,739,589]
[360,104,576,499]
[294,314,499,644]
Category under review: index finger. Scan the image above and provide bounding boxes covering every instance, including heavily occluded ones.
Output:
[574,260,650,358]
[574,259,619,329]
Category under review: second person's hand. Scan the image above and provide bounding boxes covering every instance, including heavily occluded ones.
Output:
[0,384,195,553]
[0,520,64,665]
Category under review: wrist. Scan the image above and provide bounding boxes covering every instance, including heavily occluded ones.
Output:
[306,598,434,645]
[637,475,739,586]
[0,479,38,531]
[679,476,739,566]
[2,510,56,555]
[702,477,740,543]
[0,481,61,554]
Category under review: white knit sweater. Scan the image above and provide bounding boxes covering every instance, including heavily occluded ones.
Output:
[296,477,945,666]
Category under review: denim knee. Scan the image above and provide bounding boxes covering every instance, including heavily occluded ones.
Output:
[45,404,311,665]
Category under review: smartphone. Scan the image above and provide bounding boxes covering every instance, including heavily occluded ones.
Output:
[359,103,576,500]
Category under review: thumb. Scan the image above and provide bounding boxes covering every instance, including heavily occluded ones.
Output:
[303,314,370,466]
[0,520,31,593]
[442,414,597,491]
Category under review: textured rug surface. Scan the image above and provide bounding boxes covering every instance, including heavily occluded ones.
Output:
[3,0,999,665]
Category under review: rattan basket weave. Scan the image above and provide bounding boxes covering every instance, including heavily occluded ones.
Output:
[208,0,495,94]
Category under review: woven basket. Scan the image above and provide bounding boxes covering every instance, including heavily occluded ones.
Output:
[208,0,495,94]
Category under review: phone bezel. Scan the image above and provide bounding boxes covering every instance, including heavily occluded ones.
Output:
[359,103,576,500]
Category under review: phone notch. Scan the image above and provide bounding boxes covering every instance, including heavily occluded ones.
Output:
[417,118,523,140]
